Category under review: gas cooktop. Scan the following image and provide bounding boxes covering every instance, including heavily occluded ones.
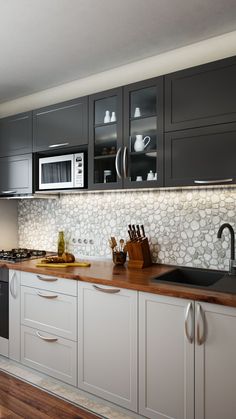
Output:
[0,248,46,263]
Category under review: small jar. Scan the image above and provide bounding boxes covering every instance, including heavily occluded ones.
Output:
[112,251,127,266]
[57,231,65,256]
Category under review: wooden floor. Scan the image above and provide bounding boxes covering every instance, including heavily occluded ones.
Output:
[0,370,100,418]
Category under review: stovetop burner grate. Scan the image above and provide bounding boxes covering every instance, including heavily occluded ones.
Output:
[0,248,46,263]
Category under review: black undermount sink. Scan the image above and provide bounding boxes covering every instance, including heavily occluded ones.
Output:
[154,267,225,288]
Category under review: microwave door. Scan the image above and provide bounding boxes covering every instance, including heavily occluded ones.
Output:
[39,155,74,189]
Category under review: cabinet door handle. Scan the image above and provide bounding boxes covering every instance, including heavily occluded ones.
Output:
[37,275,58,282]
[196,303,205,345]
[115,147,122,179]
[36,331,58,342]
[10,272,17,298]
[93,284,120,294]
[37,291,58,299]
[123,146,128,179]
[49,142,69,148]
[185,302,194,343]
[1,190,16,194]
[194,179,233,184]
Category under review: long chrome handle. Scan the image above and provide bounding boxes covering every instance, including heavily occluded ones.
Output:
[10,272,16,298]
[49,142,69,148]
[36,331,58,342]
[194,179,233,184]
[115,147,122,179]
[1,190,16,194]
[196,303,205,345]
[37,275,58,282]
[93,285,120,294]
[123,146,128,179]
[37,291,58,299]
[185,302,194,343]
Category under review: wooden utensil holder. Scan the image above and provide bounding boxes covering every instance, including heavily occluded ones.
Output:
[127,238,152,269]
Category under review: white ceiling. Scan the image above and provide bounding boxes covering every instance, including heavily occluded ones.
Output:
[1,0,236,103]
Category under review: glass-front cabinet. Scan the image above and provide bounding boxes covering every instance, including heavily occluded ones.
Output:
[123,77,163,188]
[88,88,123,190]
[88,78,163,190]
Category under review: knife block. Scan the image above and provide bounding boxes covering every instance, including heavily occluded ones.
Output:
[126,238,152,269]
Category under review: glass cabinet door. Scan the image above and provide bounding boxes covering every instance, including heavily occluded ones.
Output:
[123,77,164,188]
[88,88,123,190]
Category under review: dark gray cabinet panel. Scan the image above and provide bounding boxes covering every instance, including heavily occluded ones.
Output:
[33,97,88,152]
[165,56,236,131]
[0,112,32,157]
[0,154,32,195]
[165,123,236,187]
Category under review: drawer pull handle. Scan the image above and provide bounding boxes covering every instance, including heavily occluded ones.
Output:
[37,291,58,299]
[194,179,233,184]
[93,285,120,294]
[37,275,58,282]
[36,331,58,342]
[49,142,69,148]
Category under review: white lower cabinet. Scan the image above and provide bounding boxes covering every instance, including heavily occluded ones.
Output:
[78,282,138,411]
[139,292,194,419]
[9,269,21,361]
[21,325,77,385]
[195,302,236,419]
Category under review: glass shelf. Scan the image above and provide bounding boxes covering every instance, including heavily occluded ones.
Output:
[94,154,116,160]
[94,121,117,129]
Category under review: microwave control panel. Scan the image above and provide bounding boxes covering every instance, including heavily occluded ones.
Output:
[74,153,84,188]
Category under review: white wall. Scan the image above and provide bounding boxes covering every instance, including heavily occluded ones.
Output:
[0,30,236,117]
[0,201,18,249]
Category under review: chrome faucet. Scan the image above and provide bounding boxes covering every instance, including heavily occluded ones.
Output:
[217,223,236,275]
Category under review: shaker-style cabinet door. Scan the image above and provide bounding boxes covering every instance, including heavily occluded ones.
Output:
[88,88,123,190]
[0,154,32,196]
[195,302,236,419]
[123,77,164,188]
[165,56,236,131]
[0,112,32,157]
[165,123,236,187]
[33,97,88,152]
[78,282,138,411]
[139,292,194,419]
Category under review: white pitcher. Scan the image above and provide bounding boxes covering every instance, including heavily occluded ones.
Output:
[134,135,151,152]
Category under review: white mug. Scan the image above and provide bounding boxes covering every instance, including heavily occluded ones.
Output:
[104,170,112,183]
[136,175,143,181]
[134,134,151,152]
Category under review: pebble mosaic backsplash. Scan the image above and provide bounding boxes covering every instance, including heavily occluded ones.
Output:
[18,188,236,271]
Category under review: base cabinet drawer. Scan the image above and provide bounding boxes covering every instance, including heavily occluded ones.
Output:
[21,286,77,340]
[20,271,77,296]
[21,326,77,386]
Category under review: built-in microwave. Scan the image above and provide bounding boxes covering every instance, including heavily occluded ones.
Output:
[39,153,85,190]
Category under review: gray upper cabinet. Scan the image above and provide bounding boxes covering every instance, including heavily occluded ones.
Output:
[0,154,32,196]
[33,97,88,152]
[165,56,236,131]
[165,123,236,187]
[0,112,32,157]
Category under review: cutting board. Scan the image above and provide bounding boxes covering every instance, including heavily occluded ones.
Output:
[36,262,91,268]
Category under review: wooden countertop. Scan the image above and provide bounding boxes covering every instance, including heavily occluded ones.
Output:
[4,259,236,308]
